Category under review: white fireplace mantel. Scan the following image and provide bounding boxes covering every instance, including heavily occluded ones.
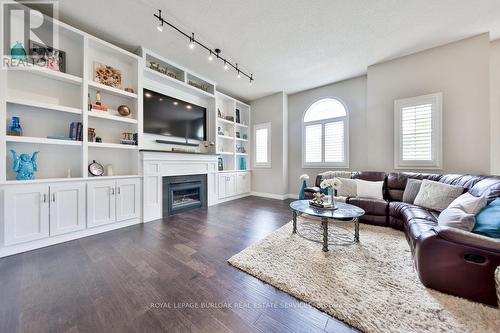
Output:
[141,151,219,222]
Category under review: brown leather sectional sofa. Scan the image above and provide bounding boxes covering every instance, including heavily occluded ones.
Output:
[305,171,500,306]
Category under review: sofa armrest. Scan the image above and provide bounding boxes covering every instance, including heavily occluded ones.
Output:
[304,186,320,193]
[434,226,500,253]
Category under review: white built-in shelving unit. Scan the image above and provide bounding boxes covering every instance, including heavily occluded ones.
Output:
[215,92,251,171]
[0,15,141,183]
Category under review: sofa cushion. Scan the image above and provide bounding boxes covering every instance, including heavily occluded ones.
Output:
[472,198,500,239]
[402,179,422,204]
[356,179,384,200]
[402,205,438,224]
[337,178,357,197]
[389,201,413,220]
[405,218,438,250]
[469,177,500,203]
[438,207,476,231]
[386,172,442,202]
[448,192,487,215]
[347,197,388,216]
[414,180,464,212]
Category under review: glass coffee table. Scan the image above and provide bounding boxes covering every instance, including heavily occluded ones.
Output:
[290,200,365,252]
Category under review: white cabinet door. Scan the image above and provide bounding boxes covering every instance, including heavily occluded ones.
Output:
[218,174,228,199]
[116,178,140,222]
[4,184,50,246]
[49,182,86,236]
[226,173,237,197]
[87,180,116,228]
[237,172,251,194]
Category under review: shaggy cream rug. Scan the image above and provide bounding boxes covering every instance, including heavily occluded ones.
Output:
[228,220,499,333]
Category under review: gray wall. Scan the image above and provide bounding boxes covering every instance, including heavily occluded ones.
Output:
[366,34,491,174]
[287,76,367,194]
[491,39,500,175]
[250,92,288,196]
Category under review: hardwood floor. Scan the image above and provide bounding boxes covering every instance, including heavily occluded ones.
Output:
[0,196,357,333]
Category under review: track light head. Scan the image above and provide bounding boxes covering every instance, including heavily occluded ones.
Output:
[189,33,195,49]
[223,61,229,70]
[208,51,213,61]
[157,22,163,32]
[249,74,253,85]
[237,71,241,79]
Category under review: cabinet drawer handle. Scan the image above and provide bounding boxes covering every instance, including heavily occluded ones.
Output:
[52,193,56,202]
[42,194,47,203]
[111,188,115,195]
[117,187,121,195]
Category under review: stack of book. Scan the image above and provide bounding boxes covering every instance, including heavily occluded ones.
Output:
[309,200,334,209]
[69,122,83,141]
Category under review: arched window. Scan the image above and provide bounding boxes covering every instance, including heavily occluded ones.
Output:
[302,98,349,167]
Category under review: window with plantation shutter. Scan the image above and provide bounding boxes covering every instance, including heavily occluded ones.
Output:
[254,123,271,168]
[394,93,442,169]
[303,98,349,168]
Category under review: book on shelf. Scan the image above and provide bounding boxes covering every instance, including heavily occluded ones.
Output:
[91,104,108,112]
[69,122,83,141]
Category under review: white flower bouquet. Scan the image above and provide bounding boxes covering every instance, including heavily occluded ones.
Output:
[320,177,342,207]
[299,174,309,181]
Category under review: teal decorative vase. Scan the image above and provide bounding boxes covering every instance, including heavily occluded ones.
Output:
[299,180,307,200]
[10,41,27,61]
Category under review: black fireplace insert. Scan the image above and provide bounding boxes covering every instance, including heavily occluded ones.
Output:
[162,174,207,216]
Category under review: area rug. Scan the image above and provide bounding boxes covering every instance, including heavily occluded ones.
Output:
[228,219,499,333]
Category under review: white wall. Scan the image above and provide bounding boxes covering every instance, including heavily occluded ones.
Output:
[250,92,288,197]
[366,34,491,174]
[287,76,367,194]
[491,39,500,175]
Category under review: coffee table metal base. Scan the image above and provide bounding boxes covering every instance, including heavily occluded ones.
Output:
[292,213,360,252]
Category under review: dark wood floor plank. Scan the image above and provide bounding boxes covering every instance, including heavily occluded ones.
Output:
[0,196,357,332]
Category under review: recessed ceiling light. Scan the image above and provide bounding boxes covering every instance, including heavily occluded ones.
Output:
[173,101,178,105]
[145,92,152,98]
[186,105,192,109]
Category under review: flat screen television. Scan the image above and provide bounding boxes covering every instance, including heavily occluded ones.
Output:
[143,89,207,141]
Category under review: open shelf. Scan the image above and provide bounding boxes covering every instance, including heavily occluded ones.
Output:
[235,123,248,128]
[10,66,83,85]
[88,142,138,150]
[88,110,137,124]
[88,81,138,99]
[235,138,248,142]
[6,136,82,146]
[217,118,235,125]
[235,153,248,156]
[143,67,214,99]
[6,97,82,115]
[217,151,234,155]
[217,135,234,140]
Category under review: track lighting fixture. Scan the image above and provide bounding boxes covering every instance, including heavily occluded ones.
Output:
[154,9,254,84]
[189,33,195,49]
[157,10,164,32]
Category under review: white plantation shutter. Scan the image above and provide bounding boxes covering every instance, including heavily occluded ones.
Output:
[401,104,432,161]
[254,123,271,167]
[303,98,349,167]
[395,93,442,169]
[324,121,344,163]
[305,124,322,163]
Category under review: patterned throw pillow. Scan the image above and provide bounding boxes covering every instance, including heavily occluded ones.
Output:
[414,180,464,212]
[402,179,422,204]
[337,178,357,197]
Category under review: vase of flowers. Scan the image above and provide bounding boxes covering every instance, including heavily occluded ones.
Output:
[299,174,309,200]
[320,178,342,208]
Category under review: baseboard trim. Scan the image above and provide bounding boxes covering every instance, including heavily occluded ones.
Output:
[216,193,252,204]
[286,193,299,200]
[250,191,288,200]
[0,218,141,258]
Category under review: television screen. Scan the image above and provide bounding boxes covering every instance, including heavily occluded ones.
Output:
[143,89,206,141]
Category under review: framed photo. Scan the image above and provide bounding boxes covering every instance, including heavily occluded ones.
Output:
[94,62,122,88]
[29,40,66,73]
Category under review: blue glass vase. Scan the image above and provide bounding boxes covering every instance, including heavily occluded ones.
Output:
[299,180,307,200]
[239,157,246,170]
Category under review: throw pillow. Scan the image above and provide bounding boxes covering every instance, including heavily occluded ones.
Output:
[438,207,476,231]
[414,180,464,212]
[356,179,384,200]
[337,178,357,197]
[402,179,422,204]
[472,198,500,239]
[448,192,487,215]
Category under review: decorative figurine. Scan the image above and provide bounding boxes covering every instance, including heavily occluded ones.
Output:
[117,105,131,116]
[10,149,39,180]
[95,90,102,105]
[88,128,96,142]
[95,136,102,143]
[8,116,22,136]
[10,41,27,62]
[312,192,325,204]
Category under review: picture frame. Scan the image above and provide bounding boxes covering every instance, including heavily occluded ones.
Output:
[29,40,66,73]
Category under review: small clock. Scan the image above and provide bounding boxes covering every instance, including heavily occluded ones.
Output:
[88,160,104,176]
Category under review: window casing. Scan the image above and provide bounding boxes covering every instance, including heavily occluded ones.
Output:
[394,93,442,169]
[302,98,349,168]
[254,122,271,168]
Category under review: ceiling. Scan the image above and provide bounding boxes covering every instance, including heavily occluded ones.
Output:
[35,0,500,102]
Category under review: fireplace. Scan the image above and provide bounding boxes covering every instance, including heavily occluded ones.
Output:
[162,174,207,216]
